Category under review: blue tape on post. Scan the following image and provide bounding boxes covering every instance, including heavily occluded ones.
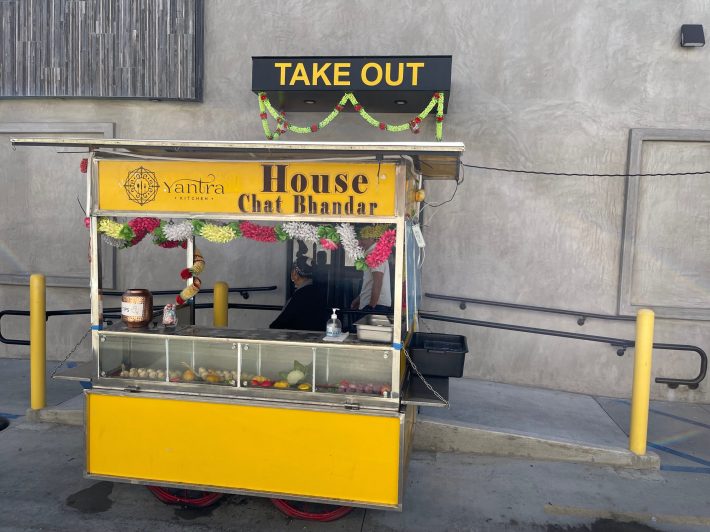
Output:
[90,325,103,331]
[393,342,402,350]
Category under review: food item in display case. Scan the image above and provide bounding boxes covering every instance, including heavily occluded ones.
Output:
[174,363,236,384]
[286,369,305,385]
[297,383,312,391]
[118,366,165,380]
[332,379,391,396]
[250,375,273,387]
[118,364,236,385]
[273,380,289,389]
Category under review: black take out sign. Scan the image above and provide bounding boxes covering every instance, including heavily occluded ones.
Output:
[252,56,451,113]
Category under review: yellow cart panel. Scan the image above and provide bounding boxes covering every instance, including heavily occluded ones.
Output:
[86,391,403,507]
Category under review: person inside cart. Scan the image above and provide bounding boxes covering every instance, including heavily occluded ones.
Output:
[270,257,328,331]
[350,234,392,313]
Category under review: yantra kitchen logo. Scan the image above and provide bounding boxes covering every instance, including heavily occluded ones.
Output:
[124,167,159,206]
[124,167,225,205]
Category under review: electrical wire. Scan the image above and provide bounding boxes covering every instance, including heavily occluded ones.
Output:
[270,498,353,522]
[146,486,223,507]
[423,178,460,209]
[460,162,710,177]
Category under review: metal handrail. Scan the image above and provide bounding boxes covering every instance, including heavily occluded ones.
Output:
[425,292,635,325]
[419,312,707,389]
[103,286,277,300]
[0,310,32,345]
[0,286,281,346]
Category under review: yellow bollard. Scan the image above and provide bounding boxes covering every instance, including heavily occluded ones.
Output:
[213,281,229,327]
[629,308,655,455]
[30,274,46,410]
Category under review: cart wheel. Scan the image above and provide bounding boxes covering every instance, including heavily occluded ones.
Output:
[147,486,224,508]
[271,498,353,522]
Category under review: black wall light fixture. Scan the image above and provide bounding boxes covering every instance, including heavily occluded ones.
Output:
[681,24,705,47]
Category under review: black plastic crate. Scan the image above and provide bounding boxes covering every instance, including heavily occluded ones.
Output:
[408,332,468,378]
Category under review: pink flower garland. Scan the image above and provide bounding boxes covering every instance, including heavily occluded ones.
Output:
[319,238,338,250]
[365,229,396,269]
[240,221,277,242]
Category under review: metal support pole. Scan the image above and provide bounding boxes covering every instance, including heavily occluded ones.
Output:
[30,274,46,410]
[629,308,655,455]
[213,281,229,327]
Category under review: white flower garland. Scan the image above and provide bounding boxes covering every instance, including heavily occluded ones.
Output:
[336,223,364,259]
[163,220,194,242]
[281,222,319,244]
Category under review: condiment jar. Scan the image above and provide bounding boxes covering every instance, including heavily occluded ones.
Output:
[121,289,153,328]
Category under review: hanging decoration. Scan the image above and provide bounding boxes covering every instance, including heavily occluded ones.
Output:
[364,229,397,269]
[180,248,205,280]
[163,220,194,242]
[358,224,392,239]
[193,220,240,244]
[281,222,320,244]
[92,217,395,271]
[257,91,445,141]
[335,223,365,262]
[174,248,205,306]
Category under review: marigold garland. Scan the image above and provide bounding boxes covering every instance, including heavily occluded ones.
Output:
[198,222,238,243]
[93,217,395,270]
[258,91,445,141]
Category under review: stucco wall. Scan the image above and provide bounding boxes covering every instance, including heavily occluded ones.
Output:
[1,0,709,402]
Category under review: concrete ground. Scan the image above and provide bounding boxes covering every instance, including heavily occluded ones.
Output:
[1,358,710,530]
[2,422,710,531]
[0,358,83,422]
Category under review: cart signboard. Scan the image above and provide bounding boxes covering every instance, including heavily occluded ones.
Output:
[97,160,396,216]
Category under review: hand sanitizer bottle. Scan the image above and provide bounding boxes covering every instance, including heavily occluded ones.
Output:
[326,308,342,337]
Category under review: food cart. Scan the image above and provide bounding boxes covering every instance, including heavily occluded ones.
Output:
[12,138,465,512]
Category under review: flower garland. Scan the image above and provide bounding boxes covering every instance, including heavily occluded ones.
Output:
[281,221,319,244]
[239,221,278,242]
[163,220,194,242]
[365,229,397,269]
[258,91,445,141]
[359,224,391,239]
[193,220,240,243]
[94,217,395,270]
[335,223,363,259]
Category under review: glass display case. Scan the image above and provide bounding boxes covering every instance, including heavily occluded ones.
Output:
[95,322,399,407]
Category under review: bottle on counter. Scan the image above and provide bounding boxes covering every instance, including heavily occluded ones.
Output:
[326,308,342,337]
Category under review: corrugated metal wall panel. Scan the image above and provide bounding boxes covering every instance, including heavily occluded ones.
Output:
[0,0,201,100]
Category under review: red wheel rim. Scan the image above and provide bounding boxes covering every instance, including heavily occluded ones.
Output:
[271,498,353,522]
[147,486,224,508]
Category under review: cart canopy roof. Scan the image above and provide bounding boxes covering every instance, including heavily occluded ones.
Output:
[10,138,464,180]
